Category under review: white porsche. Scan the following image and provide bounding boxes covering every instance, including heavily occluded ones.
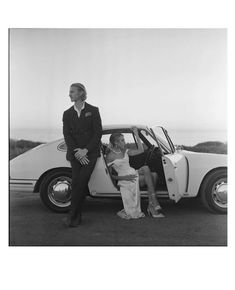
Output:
[10,125,227,214]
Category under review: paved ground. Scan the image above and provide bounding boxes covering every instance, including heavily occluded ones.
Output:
[9,191,227,246]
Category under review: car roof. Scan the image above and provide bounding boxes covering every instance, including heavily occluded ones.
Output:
[48,124,151,145]
[102,124,148,130]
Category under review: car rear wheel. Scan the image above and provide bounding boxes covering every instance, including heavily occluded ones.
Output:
[199,169,227,214]
[40,169,72,213]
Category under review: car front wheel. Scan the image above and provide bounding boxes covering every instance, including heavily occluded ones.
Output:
[40,169,72,213]
[199,169,227,214]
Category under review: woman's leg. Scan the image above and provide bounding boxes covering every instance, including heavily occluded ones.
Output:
[138,166,164,217]
[151,171,157,191]
[138,166,154,192]
[138,166,160,206]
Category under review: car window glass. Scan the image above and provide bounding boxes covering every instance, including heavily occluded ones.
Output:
[140,130,159,149]
[151,127,172,153]
[101,133,138,149]
[140,129,171,154]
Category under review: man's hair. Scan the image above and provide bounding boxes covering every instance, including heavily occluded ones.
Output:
[109,133,124,147]
[71,83,87,101]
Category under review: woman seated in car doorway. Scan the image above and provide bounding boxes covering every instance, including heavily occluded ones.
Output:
[105,127,165,219]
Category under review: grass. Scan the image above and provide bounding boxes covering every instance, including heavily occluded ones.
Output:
[9,139,227,161]
[9,139,44,160]
[182,141,227,154]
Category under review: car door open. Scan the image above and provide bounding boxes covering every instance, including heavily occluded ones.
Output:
[150,126,189,202]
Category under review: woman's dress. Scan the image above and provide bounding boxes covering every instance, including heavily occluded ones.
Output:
[108,150,145,219]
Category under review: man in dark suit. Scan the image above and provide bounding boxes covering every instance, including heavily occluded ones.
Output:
[62,83,102,227]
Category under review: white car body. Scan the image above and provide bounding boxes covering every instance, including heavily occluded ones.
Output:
[10,124,227,213]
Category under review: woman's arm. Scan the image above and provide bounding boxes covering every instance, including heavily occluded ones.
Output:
[106,153,137,182]
[128,127,145,156]
[108,166,137,182]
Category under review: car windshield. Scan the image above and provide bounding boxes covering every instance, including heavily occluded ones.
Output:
[140,128,171,154]
[150,126,175,153]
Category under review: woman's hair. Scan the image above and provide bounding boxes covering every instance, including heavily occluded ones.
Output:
[109,133,124,147]
[71,83,87,101]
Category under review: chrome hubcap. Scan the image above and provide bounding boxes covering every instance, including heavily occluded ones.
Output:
[212,178,227,208]
[48,176,72,207]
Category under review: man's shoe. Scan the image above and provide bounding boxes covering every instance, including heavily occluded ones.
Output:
[63,214,82,227]
[62,216,72,227]
[68,222,80,227]
[70,214,82,227]
[68,214,82,227]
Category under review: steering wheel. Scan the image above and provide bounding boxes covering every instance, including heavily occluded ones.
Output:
[144,144,156,165]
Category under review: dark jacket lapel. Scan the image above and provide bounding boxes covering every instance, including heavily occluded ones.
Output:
[69,105,78,124]
[80,102,89,118]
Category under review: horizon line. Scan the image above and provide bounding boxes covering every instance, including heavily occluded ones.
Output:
[10,126,227,132]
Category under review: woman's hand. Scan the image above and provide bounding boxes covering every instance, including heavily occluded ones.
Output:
[123,174,138,182]
[128,126,144,156]
[131,126,139,136]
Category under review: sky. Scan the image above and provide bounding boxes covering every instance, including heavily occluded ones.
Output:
[10,28,227,132]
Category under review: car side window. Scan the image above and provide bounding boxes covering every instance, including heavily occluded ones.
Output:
[101,132,138,150]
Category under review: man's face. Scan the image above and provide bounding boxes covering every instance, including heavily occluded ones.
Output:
[69,86,83,102]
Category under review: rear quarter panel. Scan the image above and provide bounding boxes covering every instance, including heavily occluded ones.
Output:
[10,140,70,180]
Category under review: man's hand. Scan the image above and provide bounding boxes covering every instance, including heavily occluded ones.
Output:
[74,148,89,165]
[77,156,90,165]
[74,148,88,158]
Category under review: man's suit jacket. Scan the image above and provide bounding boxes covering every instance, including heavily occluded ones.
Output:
[62,102,102,161]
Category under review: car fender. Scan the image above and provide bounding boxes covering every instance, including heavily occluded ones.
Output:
[182,150,227,197]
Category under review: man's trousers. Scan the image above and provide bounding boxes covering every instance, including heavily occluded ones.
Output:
[69,157,97,222]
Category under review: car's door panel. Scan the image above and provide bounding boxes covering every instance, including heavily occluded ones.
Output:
[162,153,188,202]
[150,126,189,202]
[88,155,120,195]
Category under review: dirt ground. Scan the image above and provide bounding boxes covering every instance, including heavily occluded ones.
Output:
[9,191,227,246]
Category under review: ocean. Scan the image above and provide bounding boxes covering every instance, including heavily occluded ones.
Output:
[10,127,227,146]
